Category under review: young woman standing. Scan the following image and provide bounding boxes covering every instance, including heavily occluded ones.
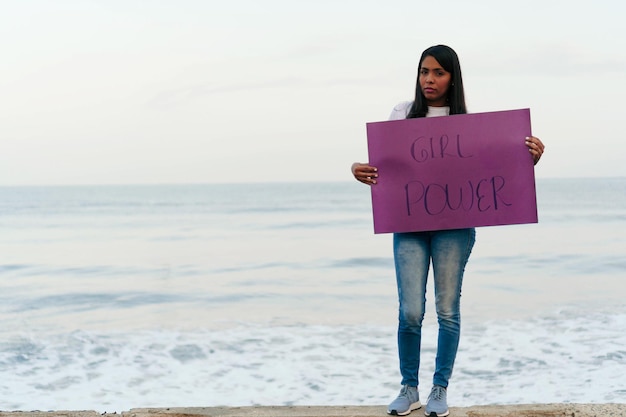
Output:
[351,45,545,417]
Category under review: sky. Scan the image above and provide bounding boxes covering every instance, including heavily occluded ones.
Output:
[1,0,625,186]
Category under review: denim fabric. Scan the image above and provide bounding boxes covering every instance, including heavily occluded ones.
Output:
[393,228,475,388]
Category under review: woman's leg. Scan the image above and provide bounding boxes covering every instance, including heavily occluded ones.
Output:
[430,228,475,387]
[393,231,431,387]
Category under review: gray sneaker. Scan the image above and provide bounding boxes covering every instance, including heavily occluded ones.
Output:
[424,385,449,417]
[387,385,421,416]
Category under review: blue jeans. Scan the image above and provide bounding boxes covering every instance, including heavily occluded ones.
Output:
[393,228,475,388]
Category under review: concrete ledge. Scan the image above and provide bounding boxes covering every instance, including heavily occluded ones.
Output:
[0,413,101,417]
[2,404,626,417]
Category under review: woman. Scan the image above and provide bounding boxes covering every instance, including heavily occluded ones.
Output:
[351,45,544,417]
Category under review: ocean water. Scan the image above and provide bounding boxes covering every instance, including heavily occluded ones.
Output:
[0,178,625,411]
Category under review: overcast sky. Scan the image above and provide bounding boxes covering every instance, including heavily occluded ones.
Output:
[2,0,625,186]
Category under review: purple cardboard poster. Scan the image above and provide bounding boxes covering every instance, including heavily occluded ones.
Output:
[366,109,537,234]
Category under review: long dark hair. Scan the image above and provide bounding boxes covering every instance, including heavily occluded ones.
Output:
[407,45,467,119]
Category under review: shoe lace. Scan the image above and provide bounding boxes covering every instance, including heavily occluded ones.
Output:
[430,386,446,401]
[400,385,416,399]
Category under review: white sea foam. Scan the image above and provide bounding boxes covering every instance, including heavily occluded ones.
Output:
[1,307,625,412]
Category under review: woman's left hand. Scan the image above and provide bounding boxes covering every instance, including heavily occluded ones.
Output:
[525,136,545,165]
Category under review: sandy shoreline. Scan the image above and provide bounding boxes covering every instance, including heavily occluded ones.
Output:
[2,404,626,417]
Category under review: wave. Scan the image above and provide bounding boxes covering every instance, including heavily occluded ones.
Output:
[1,308,625,412]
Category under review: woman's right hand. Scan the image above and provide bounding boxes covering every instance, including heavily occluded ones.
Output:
[351,162,378,185]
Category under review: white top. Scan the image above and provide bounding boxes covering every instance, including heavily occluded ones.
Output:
[388,101,450,120]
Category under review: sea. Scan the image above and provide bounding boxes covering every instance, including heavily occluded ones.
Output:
[0,177,625,412]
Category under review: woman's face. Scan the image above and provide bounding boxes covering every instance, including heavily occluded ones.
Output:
[419,55,452,107]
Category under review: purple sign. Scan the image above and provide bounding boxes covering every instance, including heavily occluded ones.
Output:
[366,108,537,234]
